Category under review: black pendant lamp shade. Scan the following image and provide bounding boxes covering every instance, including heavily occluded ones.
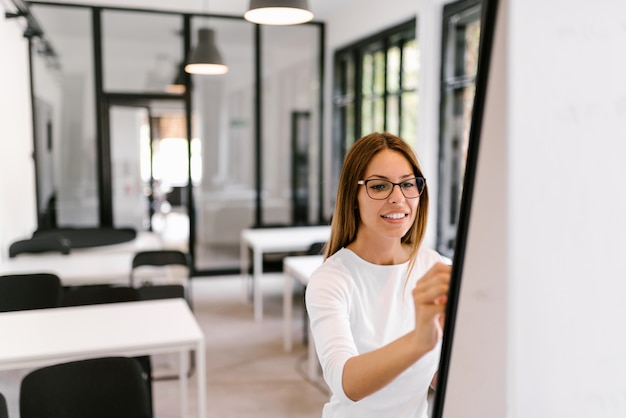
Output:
[185,28,228,75]
[244,0,314,25]
[166,62,186,93]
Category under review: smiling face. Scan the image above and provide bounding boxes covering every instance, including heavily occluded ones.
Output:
[356,149,419,243]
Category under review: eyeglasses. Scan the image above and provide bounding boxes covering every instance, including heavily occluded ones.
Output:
[357,177,426,200]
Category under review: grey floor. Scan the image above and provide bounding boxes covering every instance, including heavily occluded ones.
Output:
[0,275,330,418]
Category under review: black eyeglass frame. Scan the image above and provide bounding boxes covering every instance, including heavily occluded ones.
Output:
[357,177,427,200]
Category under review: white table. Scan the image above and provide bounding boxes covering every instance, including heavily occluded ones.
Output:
[0,232,164,286]
[240,225,330,321]
[283,255,324,380]
[0,298,206,418]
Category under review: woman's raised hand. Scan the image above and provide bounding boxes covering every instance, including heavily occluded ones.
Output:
[412,262,451,352]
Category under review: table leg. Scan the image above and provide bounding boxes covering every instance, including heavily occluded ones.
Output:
[253,249,263,321]
[196,341,207,418]
[307,320,319,381]
[283,271,293,351]
[240,240,249,297]
[179,349,188,418]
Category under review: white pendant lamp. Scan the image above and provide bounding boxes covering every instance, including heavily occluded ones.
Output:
[244,0,314,26]
[185,28,228,75]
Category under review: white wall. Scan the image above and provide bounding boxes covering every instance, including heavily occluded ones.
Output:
[0,8,38,260]
[443,0,626,417]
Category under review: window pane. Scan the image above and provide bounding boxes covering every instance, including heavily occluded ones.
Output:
[260,23,322,225]
[437,1,481,258]
[362,53,373,94]
[373,49,385,95]
[346,103,355,146]
[374,98,385,132]
[464,19,481,78]
[403,39,419,90]
[102,10,183,93]
[30,5,98,227]
[387,95,399,134]
[347,56,355,96]
[387,46,400,93]
[361,98,373,134]
[190,17,256,269]
[401,91,418,145]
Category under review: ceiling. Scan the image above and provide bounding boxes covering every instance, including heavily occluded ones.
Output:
[22,0,361,51]
[26,0,360,20]
[22,0,335,96]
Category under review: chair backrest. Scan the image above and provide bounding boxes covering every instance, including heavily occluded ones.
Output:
[61,285,139,307]
[20,357,152,418]
[137,284,185,301]
[32,227,136,249]
[131,250,190,269]
[8,236,70,258]
[130,250,190,287]
[0,274,62,312]
[0,392,8,418]
[307,241,327,256]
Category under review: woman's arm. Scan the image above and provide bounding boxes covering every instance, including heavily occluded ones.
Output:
[341,263,450,401]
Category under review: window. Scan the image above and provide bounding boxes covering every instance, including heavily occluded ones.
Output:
[437,0,482,258]
[331,18,418,207]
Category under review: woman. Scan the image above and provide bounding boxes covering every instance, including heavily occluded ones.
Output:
[306,132,451,418]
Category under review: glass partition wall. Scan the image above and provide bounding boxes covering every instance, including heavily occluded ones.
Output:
[30,5,97,228]
[28,2,325,274]
[260,24,323,226]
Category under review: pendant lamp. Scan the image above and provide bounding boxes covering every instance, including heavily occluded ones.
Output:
[244,0,314,26]
[185,28,228,75]
[166,62,186,93]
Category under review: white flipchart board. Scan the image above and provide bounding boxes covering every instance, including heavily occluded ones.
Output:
[440,0,626,417]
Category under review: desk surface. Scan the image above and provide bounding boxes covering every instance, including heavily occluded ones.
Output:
[0,299,202,370]
[240,225,330,321]
[241,225,331,253]
[282,255,324,379]
[0,232,164,286]
[0,298,206,418]
[283,255,324,285]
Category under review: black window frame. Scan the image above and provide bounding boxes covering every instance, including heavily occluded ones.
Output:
[437,0,482,259]
[331,18,418,210]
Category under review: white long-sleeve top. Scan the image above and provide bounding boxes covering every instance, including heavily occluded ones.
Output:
[305,247,443,418]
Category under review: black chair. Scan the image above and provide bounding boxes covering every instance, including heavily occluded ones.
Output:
[137,281,194,382]
[8,236,70,258]
[130,250,192,307]
[61,285,140,307]
[307,241,326,256]
[20,357,152,418]
[0,273,62,312]
[0,392,8,418]
[62,282,190,383]
[137,284,186,301]
[131,251,194,381]
[33,227,136,249]
[135,282,192,381]
[59,285,153,413]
